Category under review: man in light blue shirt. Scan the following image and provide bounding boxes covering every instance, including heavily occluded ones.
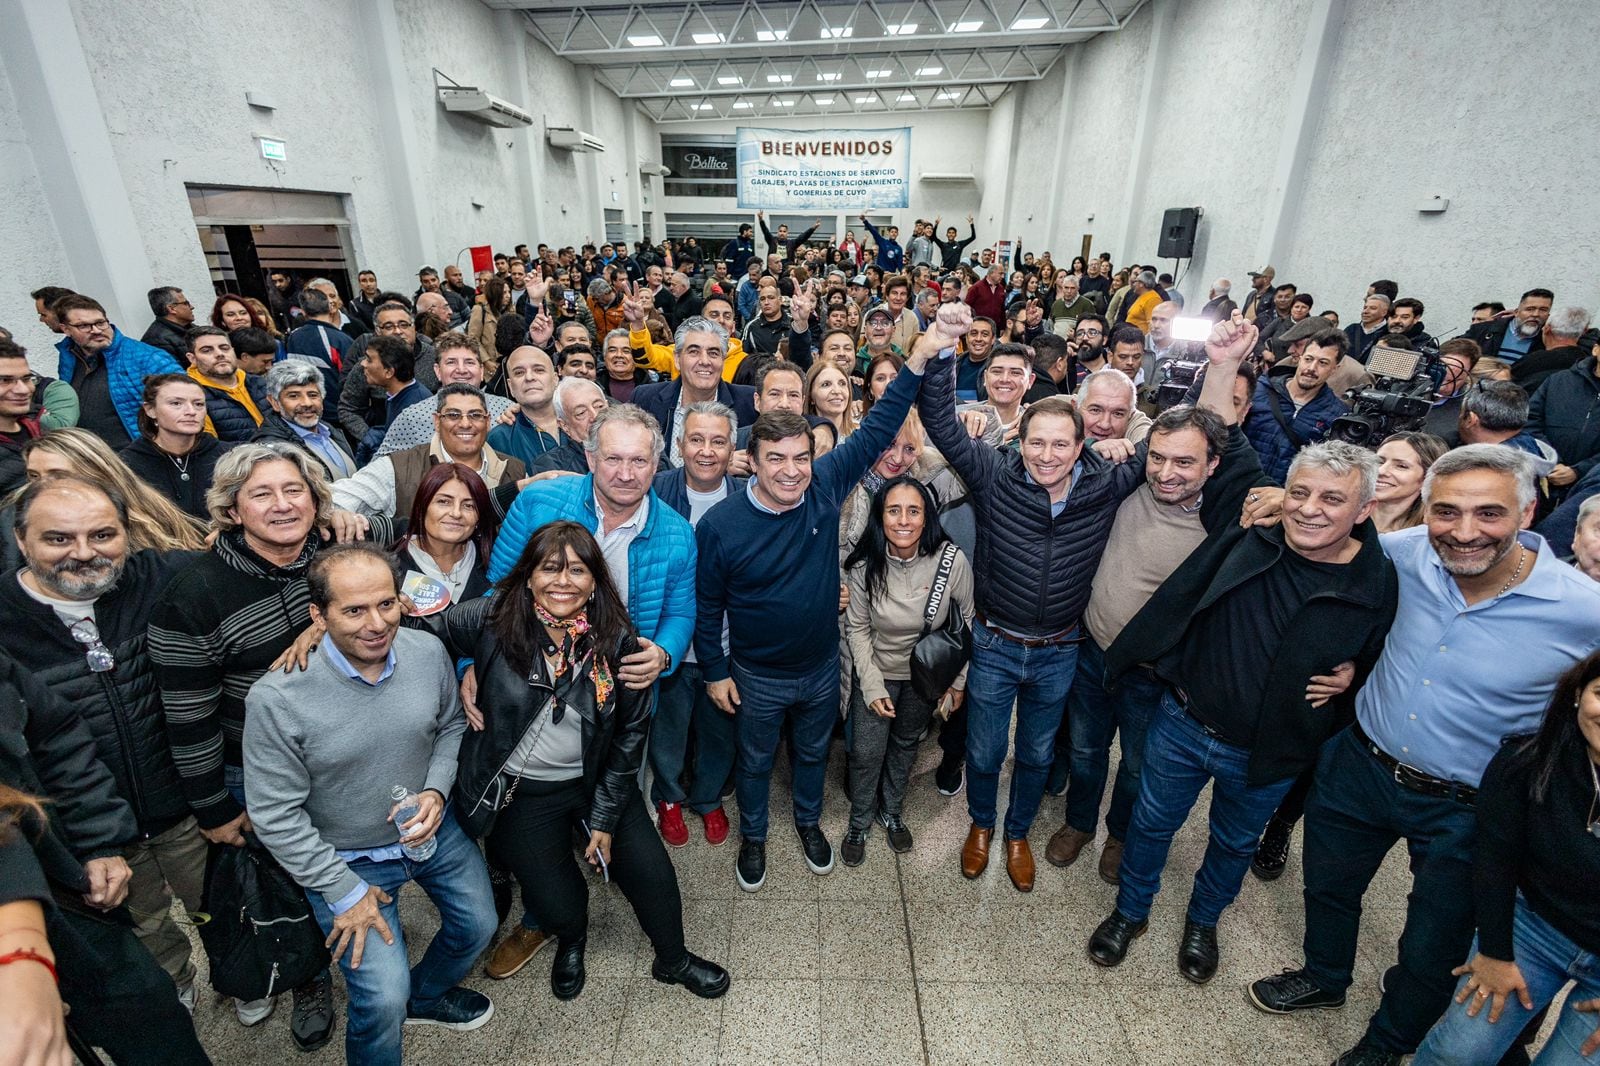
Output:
[254,359,356,479]
[1248,444,1600,1064]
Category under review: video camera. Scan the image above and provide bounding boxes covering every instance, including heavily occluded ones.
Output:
[1328,343,1441,448]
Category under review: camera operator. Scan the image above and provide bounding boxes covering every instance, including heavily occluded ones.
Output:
[1422,339,1479,440]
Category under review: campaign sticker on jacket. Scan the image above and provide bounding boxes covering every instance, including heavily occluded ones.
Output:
[402,571,451,616]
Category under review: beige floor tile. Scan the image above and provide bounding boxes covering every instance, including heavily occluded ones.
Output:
[615,973,725,1065]
[818,978,924,1065]
[819,899,913,980]
[717,978,821,1066]
[728,897,821,979]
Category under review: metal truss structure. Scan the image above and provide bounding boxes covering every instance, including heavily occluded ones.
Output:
[482,0,1144,118]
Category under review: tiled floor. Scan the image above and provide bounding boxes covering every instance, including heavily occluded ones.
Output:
[182,737,1499,1064]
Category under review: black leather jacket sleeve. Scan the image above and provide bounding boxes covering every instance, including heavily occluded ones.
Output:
[588,634,653,834]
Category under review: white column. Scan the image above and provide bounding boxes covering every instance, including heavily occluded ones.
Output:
[500,9,544,243]
[1041,49,1080,256]
[578,76,608,244]
[623,107,646,240]
[1114,0,1177,262]
[357,0,434,272]
[0,0,154,327]
[1255,0,1345,268]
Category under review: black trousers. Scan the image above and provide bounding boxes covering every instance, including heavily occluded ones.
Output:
[487,777,687,968]
[52,903,211,1065]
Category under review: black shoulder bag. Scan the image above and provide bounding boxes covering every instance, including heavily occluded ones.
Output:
[909,543,972,703]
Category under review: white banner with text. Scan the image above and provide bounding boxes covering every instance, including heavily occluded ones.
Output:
[735,127,912,211]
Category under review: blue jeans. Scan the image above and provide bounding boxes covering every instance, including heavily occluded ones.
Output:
[651,661,737,813]
[732,657,838,841]
[1063,636,1161,841]
[964,621,1079,839]
[1413,896,1600,1065]
[1302,725,1481,1054]
[305,814,498,1066]
[1116,692,1295,926]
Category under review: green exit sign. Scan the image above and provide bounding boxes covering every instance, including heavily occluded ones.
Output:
[258,137,287,161]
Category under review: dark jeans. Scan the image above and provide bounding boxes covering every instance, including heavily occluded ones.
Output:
[651,661,737,813]
[487,777,687,968]
[1117,692,1296,926]
[964,621,1079,839]
[305,813,497,1066]
[731,657,838,842]
[53,904,211,1065]
[1063,636,1161,841]
[1266,763,1318,830]
[846,678,936,832]
[1302,725,1479,1055]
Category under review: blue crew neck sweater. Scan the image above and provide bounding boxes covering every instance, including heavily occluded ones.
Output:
[694,364,922,681]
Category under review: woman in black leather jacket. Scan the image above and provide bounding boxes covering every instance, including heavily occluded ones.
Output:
[439,520,728,1003]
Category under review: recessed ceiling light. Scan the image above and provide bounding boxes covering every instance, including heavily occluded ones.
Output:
[755,29,788,42]
[937,91,960,100]
[822,26,853,38]
[627,34,664,47]
[854,95,874,103]
[691,103,713,110]
[897,93,917,102]
[947,20,983,32]
[916,66,943,76]
[816,96,835,105]
[732,101,752,108]
[817,72,841,82]
[717,75,741,85]
[777,99,796,107]
[865,69,892,78]
[669,77,695,87]
[885,22,918,34]
[692,32,725,44]
[1012,16,1049,30]
[765,74,793,83]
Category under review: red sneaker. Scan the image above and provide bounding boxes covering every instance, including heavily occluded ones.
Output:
[657,801,689,848]
[701,806,729,847]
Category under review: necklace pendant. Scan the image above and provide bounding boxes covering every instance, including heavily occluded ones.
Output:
[179,471,190,482]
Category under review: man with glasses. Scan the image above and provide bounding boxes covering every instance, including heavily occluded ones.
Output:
[0,339,51,494]
[332,384,526,524]
[338,300,440,449]
[376,332,513,457]
[2,475,210,1008]
[52,293,181,447]
[139,286,195,363]
[1068,314,1111,390]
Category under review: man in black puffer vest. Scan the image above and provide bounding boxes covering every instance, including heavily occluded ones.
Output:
[0,475,208,999]
[917,303,1146,893]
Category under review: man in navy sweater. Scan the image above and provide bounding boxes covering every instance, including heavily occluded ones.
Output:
[695,336,932,892]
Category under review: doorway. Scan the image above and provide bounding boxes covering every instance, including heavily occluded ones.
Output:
[187,185,359,310]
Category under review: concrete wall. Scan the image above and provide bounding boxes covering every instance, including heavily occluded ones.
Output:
[0,0,643,364]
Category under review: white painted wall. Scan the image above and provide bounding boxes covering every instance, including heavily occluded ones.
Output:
[0,0,644,366]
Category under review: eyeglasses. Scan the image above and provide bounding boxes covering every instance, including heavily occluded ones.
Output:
[66,318,111,333]
[438,410,489,424]
[0,373,39,389]
[376,322,411,334]
[69,618,115,673]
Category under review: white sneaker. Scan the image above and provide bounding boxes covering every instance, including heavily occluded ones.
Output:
[235,995,275,1026]
[177,983,196,1014]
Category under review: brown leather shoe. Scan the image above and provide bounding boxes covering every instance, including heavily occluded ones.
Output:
[1005,837,1036,892]
[960,824,993,879]
[485,926,551,979]
[1045,825,1093,868]
[1098,837,1124,885]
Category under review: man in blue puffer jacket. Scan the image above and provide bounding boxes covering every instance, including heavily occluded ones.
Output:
[489,404,695,688]
[1243,331,1349,482]
[53,292,182,445]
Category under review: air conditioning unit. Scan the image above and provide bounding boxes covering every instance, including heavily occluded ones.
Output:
[919,171,978,184]
[548,128,606,153]
[639,162,670,177]
[437,87,533,128]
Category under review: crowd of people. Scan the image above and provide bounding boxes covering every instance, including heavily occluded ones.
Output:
[2,221,1599,1066]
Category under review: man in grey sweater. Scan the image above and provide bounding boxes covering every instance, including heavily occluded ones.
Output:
[244,543,497,1066]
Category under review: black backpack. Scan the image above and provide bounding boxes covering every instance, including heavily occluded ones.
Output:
[197,838,331,999]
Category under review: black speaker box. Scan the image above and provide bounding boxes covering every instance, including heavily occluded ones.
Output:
[1158,207,1199,259]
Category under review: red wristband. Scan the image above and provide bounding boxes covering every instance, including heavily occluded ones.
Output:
[0,947,58,984]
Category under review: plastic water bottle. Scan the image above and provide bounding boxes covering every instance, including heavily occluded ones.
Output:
[390,785,436,862]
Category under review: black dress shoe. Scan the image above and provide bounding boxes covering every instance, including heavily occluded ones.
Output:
[1251,817,1292,881]
[1087,909,1147,968]
[1177,920,1219,984]
[651,952,730,999]
[1331,1043,1401,1065]
[550,937,587,1001]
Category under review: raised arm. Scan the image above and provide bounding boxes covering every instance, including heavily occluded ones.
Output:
[1198,311,1257,427]
[917,304,999,490]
